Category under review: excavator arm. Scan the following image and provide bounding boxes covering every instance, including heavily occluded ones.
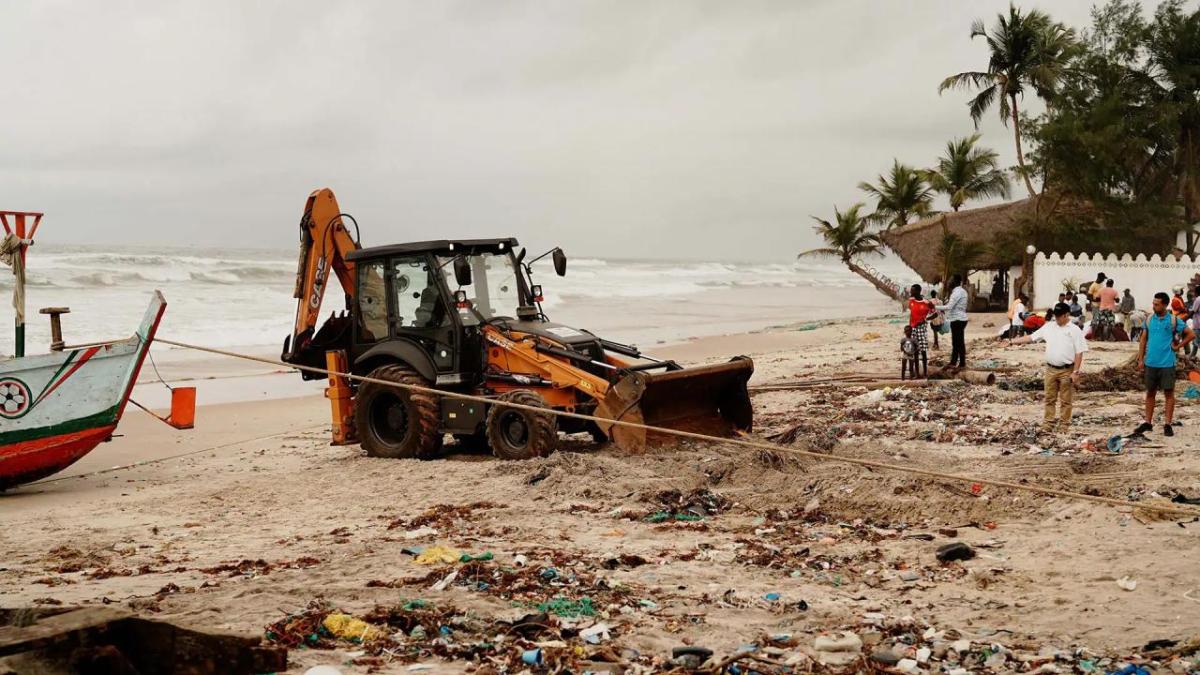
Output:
[283,188,361,366]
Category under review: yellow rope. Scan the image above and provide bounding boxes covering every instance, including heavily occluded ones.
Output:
[155,338,1200,519]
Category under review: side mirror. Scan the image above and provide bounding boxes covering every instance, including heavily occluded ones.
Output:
[453,255,473,286]
[552,248,567,277]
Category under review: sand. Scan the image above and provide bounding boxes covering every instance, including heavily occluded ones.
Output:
[3,313,1199,672]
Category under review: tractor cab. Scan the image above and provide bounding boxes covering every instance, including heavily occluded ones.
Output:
[342,238,572,388]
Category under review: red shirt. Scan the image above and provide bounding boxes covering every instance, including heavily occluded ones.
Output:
[909,298,933,327]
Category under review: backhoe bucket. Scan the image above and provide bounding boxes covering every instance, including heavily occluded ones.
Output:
[595,357,754,452]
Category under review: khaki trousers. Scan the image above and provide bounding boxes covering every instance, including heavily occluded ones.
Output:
[1043,366,1074,430]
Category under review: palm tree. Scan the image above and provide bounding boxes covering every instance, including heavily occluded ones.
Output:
[798,203,902,300]
[858,160,936,229]
[925,133,1011,211]
[938,232,988,286]
[939,5,1077,198]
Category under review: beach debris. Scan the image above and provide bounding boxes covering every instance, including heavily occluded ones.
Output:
[303,667,344,675]
[321,613,386,643]
[936,542,976,563]
[672,646,713,669]
[1117,576,1138,591]
[814,631,863,665]
[414,546,463,565]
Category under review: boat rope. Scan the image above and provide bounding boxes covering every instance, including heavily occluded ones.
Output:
[155,337,1200,519]
[26,424,328,486]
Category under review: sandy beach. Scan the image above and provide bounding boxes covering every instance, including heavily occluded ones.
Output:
[3,311,1199,673]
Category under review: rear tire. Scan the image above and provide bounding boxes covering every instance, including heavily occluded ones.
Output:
[486,391,557,460]
[355,364,443,459]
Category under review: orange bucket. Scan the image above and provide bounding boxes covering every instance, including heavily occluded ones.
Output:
[168,387,196,429]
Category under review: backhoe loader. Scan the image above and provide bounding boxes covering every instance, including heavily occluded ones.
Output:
[282,188,754,459]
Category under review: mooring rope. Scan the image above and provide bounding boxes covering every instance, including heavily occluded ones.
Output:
[27,424,329,486]
[155,337,1200,519]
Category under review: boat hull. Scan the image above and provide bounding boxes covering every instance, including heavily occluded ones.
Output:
[0,292,165,490]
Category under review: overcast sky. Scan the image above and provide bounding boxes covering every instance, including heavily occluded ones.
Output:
[2,1,1121,261]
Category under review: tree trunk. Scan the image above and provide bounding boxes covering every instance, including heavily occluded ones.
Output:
[846,260,905,303]
[1011,94,1037,198]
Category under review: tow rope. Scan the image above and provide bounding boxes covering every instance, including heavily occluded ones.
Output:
[155,337,1200,519]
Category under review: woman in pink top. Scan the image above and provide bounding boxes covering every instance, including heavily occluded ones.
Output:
[1096,279,1120,340]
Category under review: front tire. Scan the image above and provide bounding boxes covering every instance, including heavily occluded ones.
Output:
[486,391,558,460]
[355,364,443,459]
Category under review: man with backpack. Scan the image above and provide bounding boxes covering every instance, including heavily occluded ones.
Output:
[1134,292,1195,437]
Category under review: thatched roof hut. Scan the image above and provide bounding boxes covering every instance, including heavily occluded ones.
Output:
[881,198,1037,283]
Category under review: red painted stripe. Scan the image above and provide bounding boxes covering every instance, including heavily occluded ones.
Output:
[0,425,116,489]
[35,346,101,406]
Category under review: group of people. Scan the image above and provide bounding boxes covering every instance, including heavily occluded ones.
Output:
[900,272,1196,438]
[1011,290,1195,436]
[900,275,969,379]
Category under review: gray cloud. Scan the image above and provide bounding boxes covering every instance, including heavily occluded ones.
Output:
[1,1,1106,260]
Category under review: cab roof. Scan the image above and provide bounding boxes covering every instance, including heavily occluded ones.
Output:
[346,238,520,262]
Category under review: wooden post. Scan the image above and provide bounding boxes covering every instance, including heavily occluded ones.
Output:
[1,211,42,358]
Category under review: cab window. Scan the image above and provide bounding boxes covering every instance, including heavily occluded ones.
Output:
[357,262,388,342]
[392,256,447,329]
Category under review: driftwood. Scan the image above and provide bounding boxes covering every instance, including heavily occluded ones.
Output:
[0,606,286,674]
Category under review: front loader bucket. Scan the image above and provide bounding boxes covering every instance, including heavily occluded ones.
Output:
[595,357,754,452]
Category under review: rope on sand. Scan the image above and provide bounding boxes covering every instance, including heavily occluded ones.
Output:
[27,424,328,486]
[154,337,1200,519]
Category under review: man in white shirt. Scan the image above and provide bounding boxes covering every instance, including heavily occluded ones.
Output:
[1008,302,1088,433]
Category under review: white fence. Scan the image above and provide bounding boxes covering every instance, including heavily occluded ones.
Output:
[1032,252,1199,309]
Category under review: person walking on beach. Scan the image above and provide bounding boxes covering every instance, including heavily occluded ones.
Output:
[907,284,932,378]
[1134,292,1195,437]
[1008,302,1087,433]
[1119,289,1136,338]
[1189,290,1200,356]
[937,274,969,368]
[1009,293,1028,339]
[1087,273,1107,324]
[1095,279,1119,341]
[928,289,941,350]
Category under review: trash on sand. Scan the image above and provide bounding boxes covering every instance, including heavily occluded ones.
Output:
[430,569,458,591]
[513,553,528,566]
[1172,494,1200,505]
[580,622,611,644]
[672,646,713,669]
[321,613,385,643]
[813,631,863,666]
[1116,576,1138,591]
[414,546,462,565]
[458,551,494,563]
[935,542,976,563]
[1107,435,1126,453]
[522,648,544,665]
[763,592,782,602]
[304,667,344,675]
[1183,385,1200,400]
[401,527,438,540]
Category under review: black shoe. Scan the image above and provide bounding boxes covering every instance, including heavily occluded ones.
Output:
[1134,422,1153,435]
[1165,424,1175,437]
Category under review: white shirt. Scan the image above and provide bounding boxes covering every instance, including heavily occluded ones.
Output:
[938,286,969,322]
[1030,320,1088,368]
[1011,301,1025,326]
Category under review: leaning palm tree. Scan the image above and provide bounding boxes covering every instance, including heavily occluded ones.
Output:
[925,133,1011,211]
[858,160,937,229]
[798,203,902,301]
[939,5,1077,198]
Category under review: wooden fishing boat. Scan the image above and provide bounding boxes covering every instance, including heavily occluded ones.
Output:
[1,210,168,490]
[0,293,166,489]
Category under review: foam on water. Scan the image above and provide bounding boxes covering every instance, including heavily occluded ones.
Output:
[0,244,918,354]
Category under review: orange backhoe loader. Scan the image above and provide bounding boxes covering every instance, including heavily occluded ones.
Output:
[282,188,754,459]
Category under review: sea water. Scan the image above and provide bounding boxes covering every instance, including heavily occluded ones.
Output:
[0,244,916,356]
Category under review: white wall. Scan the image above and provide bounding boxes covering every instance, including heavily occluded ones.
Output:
[1032,252,1198,310]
